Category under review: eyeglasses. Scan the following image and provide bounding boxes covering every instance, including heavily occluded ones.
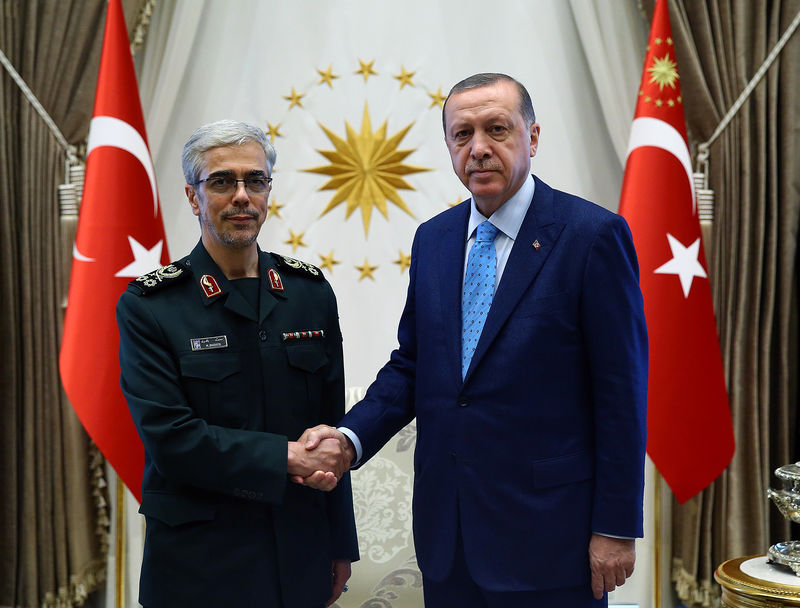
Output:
[193,175,273,194]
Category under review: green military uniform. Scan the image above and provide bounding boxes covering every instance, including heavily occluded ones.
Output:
[117,240,359,608]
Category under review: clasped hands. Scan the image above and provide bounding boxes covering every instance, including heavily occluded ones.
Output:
[286,425,355,491]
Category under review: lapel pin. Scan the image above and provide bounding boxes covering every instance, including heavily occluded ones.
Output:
[268,268,284,291]
[532,239,541,251]
[200,274,222,298]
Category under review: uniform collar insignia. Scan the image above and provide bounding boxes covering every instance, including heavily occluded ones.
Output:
[268,268,284,291]
[200,274,222,298]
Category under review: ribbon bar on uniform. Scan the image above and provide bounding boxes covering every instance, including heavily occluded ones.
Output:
[281,329,325,342]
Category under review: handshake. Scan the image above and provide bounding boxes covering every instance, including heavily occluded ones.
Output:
[286,425,356,491]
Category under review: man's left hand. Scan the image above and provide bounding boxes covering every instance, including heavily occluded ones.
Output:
[326,559,351,606]
[588,534,635,599]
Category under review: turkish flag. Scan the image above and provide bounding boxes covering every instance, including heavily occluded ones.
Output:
[618,0,734,503]
[59,0,168,503]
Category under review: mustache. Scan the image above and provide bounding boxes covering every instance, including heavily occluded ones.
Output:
[466,160,501,173]
[221,208,259,220]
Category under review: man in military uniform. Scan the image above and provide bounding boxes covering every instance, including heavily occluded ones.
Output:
[116,120,358,608]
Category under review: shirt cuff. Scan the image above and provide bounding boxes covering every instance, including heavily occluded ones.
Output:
[593,532,635,540]
[338,427,363,467]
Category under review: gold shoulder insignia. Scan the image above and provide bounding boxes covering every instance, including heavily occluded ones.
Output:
[269,253,324,281]
[128,260,192,295]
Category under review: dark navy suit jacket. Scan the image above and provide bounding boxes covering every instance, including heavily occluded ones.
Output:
[340,176,647,591]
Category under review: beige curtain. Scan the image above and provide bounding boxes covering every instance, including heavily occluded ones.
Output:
[0,1,146,606]
[652,0,800,605]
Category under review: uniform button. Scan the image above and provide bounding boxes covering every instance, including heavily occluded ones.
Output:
[458,401,468,408]
[258,330,268,341]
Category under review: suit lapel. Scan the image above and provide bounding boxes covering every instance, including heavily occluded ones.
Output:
[437,203,470,386]
[463,178,565,383]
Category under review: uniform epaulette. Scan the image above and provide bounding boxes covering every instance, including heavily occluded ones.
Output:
[269,253,324,281]
[128,260,192,295]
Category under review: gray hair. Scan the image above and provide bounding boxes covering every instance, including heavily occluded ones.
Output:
[182,119,277,184]
[442,73,536,132]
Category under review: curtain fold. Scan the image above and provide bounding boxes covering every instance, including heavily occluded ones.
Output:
[661,0,800,605]
[567,0,649,167]
[0,1,147,606]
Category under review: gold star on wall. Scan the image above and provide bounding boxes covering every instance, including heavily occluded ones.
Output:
[648,55,679,91]
[356,258,378,281]
[283,87,305,109]
[448,196,464,208]
[266,122,283,141]
[393,250,411,273]
[318,250,341,273]
[428,87,446,108]
[267,199,285,219]
[284,229,307,252]
[303,103,431,235]
[394,66,416,89]
[355,59,378,82]
[317,65,339,88]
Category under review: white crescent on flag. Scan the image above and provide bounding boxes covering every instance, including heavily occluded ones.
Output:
[625,116,696,213]
[86,115,159,217]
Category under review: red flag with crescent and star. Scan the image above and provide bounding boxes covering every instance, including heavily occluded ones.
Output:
[59,0,168,503]
[618,0,734,504]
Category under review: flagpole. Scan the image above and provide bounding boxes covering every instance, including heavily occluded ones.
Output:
[115,476,126,608]
[654,468,662,608]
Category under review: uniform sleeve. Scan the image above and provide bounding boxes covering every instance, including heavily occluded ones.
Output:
[581,214,648,538]
[319,281,360,561]
[117,289,289,504]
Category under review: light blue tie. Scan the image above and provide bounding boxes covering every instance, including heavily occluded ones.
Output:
[462,221,500,378]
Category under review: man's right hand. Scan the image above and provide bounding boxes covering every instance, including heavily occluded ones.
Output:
[287,435,350,490]
[288,425,355,490]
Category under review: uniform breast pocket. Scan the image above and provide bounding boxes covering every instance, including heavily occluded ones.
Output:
[179,352,249,427]
[283,342,329,422]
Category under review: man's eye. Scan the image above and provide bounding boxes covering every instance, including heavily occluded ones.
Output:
[245,178,269,191]
[210,177,231,187]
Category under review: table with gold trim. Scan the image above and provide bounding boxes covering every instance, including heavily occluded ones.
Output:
[715,555,800,607]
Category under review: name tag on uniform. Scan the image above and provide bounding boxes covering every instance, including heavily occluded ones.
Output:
[190,335,229,351]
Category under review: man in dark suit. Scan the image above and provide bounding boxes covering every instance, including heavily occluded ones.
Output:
[298,73,647,607]
[117,120,358,608]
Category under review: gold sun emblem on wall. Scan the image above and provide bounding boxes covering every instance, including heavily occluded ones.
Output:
[648,55,679,91]
[303,104,431,236]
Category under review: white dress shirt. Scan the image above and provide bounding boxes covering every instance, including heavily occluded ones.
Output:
[463,174,535,287]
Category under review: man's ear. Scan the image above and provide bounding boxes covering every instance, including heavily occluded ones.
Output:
[185,184,201,216]
[529,123,541,158]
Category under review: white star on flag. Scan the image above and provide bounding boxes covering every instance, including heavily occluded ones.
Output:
[653,233,707,298]
[115,236,164,277]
